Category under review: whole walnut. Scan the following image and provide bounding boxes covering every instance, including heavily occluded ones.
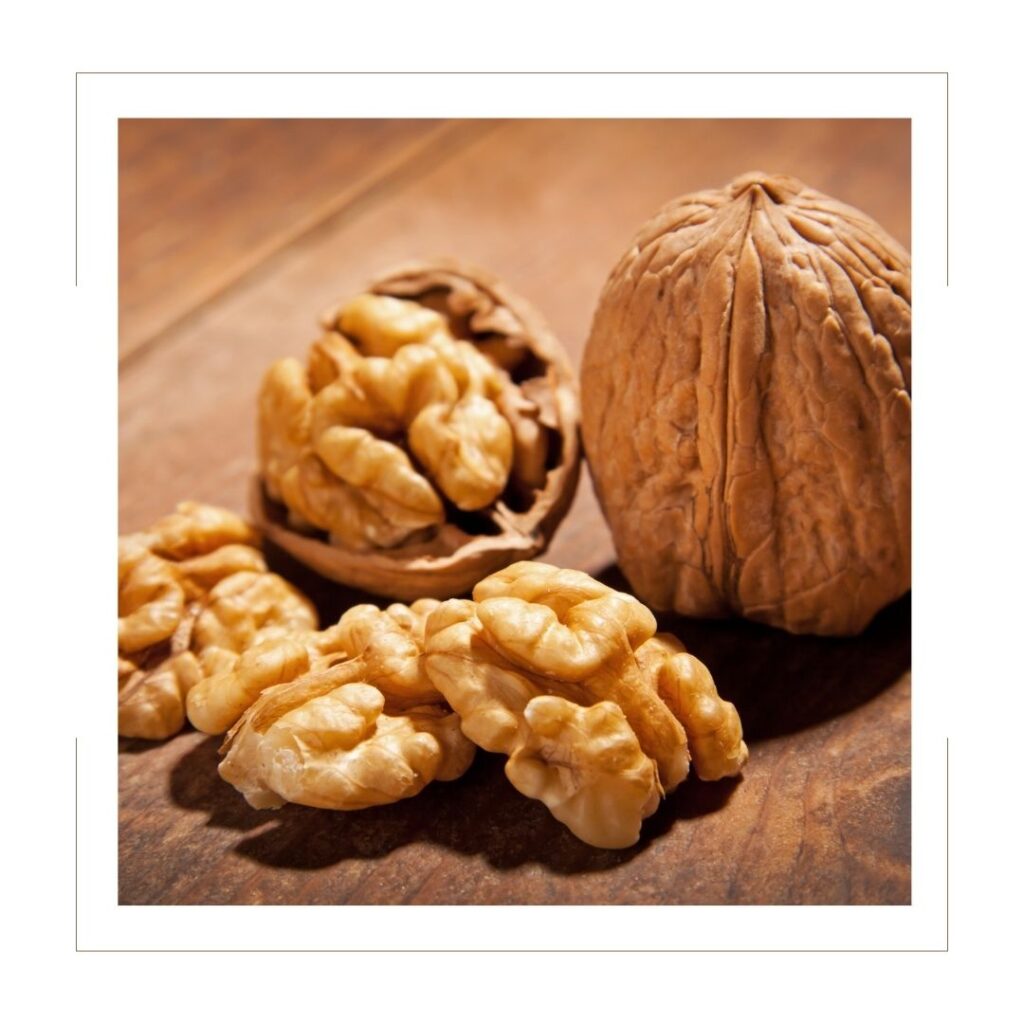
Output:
[253,260,581,601]
[582,172,910,636]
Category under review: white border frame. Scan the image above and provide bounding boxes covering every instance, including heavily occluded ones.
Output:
[82,71,944,951]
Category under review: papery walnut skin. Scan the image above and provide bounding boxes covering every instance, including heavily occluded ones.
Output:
[423,561,747,848]
[252,259,581,601]
[216,601,474,810]
[582,172,911,636]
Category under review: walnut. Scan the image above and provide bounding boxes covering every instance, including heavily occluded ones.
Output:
[581,173,911,636]
[217,600,475,810]
[118,503,317,740]
[252,260,581,601]
[188,596,442,735]
[192,571,322,674]
[634,634,748,782]
[422,561,747,848]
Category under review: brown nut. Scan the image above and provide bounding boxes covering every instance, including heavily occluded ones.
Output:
[192,571,321,671]
[118,503,317,740]
[252,260,581,601]
[423,561,747,848]
[143,500,267,599]
[582,173,910,636]
[118,595,202,741]
[217,600,475,810]
[189,597,443,735]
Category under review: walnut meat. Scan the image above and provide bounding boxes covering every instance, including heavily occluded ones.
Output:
[253,260,581,601]
[118,503,317,740]
[582,173,911,636]
[217,600,475,810]
[423,561,747,848]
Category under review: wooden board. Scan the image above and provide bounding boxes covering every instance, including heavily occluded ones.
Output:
[119,118,911,905]
[119,118,447,357]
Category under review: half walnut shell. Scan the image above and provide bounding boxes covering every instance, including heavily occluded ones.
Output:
[251,260,581,600]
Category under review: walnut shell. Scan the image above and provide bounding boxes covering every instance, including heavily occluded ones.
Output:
[252,260,581,601]
[581,173,910,636]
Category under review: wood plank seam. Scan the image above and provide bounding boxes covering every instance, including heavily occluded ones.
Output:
[119,118,504,369]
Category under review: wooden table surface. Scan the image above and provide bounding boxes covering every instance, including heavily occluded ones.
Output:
[119,118,911,905]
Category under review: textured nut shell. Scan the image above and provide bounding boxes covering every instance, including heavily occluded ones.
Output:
[252,259,581,601]
[582,173,910,636]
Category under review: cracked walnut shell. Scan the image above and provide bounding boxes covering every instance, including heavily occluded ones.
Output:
[217,600,475,810]
[423,561,747,848]
[118,503,317,740]
[582,173,911,636]
[252,260,581,601]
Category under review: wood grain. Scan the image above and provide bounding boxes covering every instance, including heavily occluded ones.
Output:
[119,118,452,358]
[118,118,911,905]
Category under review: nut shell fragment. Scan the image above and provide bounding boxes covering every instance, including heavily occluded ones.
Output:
[253,260,581,600]
[582,173,911,635]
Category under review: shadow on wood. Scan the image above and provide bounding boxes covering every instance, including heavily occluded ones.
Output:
[595,565,911,743]
[167,733,739,881]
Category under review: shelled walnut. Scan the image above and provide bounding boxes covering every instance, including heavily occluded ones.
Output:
[217,600,475,810]
[253,260,581,600]
[118,503,317,740]
[423,561,747,848]
[582,172,911,636]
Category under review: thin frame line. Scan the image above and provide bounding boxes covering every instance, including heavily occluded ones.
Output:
[75,72,78,287]
[76,70,948,75]
[75,737,79,951]
[77,71,945,289]
[946,72,950,286]
[90,72,942,946]
[87,736,947,951]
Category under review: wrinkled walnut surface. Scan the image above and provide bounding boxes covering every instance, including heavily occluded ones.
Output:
[118,503,317,740]
[582,172,911,636]
[253,260,581,600]
[218,600,475,810]
[423,561,747,848]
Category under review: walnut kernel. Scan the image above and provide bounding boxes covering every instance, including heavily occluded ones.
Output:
[118,503,316,740]
[423,561,747,848]
[253,260,580,600]
[217,600,475,809]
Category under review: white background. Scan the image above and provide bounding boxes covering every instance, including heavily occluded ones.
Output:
[4,0,1020,1018]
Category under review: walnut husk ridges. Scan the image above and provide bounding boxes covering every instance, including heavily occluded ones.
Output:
[581,172,911,636]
